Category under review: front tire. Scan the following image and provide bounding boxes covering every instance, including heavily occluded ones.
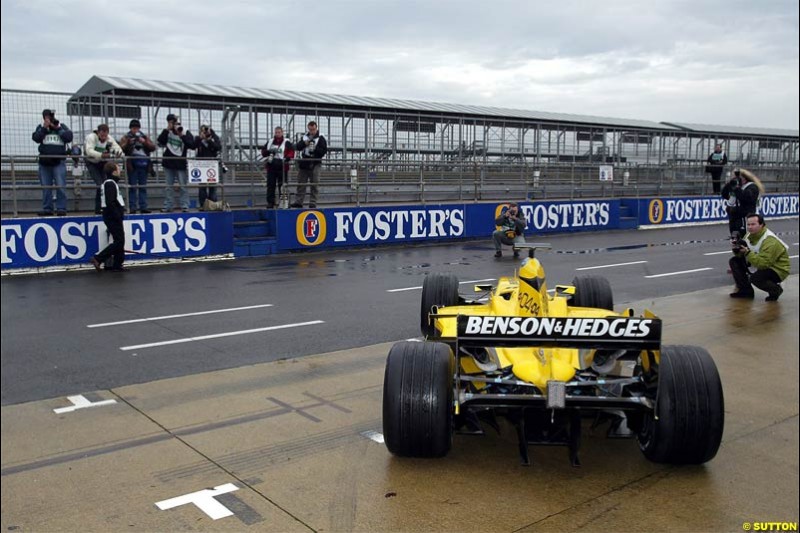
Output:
[383,341,454,457]
[569,275,614,310]
[638,345,724,464]
[420,273,460,337]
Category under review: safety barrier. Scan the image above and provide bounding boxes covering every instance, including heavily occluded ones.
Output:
[2,194,797,271]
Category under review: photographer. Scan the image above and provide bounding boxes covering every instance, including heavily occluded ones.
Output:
[119,119,156,214]
[85,124,124,215]
[729,213,790,301]
[706,144,727,194]
[721,168,763,236]
[493,202,527,258]
[261,126,294,208]
[157,114,195,212]
[31,109,73,216]
[290,121,327,209]
[194,125,222,209]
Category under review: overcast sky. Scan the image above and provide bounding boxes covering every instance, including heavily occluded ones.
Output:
[2,0,798,130]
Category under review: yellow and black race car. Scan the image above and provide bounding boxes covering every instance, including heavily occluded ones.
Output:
[382,244,724,466]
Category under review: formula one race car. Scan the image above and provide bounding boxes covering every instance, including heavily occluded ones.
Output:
[382,244,724,465]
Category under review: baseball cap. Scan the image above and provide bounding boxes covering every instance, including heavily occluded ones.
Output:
[166,113,178,122]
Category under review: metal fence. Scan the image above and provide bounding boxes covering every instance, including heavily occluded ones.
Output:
[4,88,799,167]
[2,154,798,217]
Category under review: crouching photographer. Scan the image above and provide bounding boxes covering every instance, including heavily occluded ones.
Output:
[729,213,790,301]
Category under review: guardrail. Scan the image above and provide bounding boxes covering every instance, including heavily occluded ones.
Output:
[2,155,798,217]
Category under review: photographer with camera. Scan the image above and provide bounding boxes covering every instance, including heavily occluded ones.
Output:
[721,167,763,236]
[261,126,294,209]
[119,119,156,214]
[32,109,73,216]
[290,121,327,209]
[157,114,195,212]
[194,124,222,210]
[729,213,790,301]
[85,124,124,215]
[493,202,527,258]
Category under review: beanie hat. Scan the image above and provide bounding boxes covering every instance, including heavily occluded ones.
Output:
[129,119,141,128]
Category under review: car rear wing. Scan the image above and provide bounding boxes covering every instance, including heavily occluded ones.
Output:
[440,315,662,350]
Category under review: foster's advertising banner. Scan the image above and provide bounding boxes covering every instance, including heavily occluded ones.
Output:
[1,212,233,269]
[276,199,619,250]
[640,193,798,226]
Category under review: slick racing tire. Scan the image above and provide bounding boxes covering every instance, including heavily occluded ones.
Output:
[383,341,454,458]
[420,272,460,337]
[569,275,614,311]
[638,345,724,464]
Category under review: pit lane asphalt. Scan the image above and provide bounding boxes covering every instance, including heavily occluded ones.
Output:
[2,219,797,406]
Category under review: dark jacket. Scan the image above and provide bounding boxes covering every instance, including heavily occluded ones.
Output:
[194,129,221,159]
[495,213,526,236]
[120,131,156,173]
[707,151,727,176]
[32,123,74,166]
[295,132,327,169]
[102,176,125,218]
[734,181,760,217]
[157,128,196,170]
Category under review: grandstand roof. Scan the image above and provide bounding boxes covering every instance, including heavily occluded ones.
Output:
[73,75,675,131]
[661,121,798,139]
[72,76,798,139]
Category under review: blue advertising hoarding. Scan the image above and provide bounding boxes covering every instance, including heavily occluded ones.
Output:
[275,199,620,251]
[638,193,799,226]
[1,212,234,269]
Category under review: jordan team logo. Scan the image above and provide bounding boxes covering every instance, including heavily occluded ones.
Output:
[296,210,327,246]
[648,199,664,224]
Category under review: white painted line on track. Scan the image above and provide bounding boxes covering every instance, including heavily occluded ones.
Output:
[644,267,713,279]
[386,286,423,293]
[704,251,733,256]
[790,255,799,259]
[361,430,385,444]
[120,320,324,351]
[387,278,495,293]
[155,483,239,520]
[88,304,275,328]
[53,395,117,414]
[575,261,647,271]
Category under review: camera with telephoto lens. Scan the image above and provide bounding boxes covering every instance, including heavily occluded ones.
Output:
[730,231,747,253]
[127,131,144,148]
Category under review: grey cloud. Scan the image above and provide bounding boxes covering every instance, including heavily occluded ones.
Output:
[1,0,797,129]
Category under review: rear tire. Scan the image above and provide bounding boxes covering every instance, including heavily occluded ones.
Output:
[382,341,454,457]
[638,345,724,464]
[570,275,614,310]
[420,273,460,337]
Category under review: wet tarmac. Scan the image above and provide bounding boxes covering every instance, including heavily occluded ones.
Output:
[2,276,798,532]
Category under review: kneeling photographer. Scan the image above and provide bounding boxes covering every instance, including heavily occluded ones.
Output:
[729,213,790,301]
